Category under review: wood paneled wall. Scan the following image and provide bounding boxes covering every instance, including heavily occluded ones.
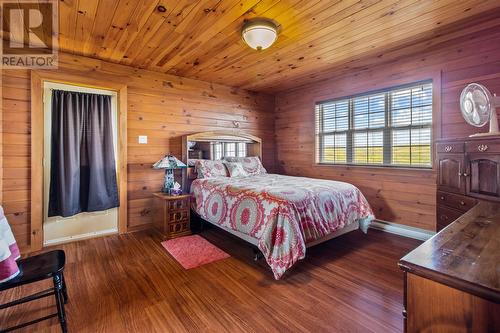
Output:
[275,23,500,231]
[2,53,275,251]
[3,18,500,248]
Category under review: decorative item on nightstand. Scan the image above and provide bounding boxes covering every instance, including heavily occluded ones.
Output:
[152,154,187,195]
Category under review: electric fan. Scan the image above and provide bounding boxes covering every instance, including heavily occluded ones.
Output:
[460,83,500,137]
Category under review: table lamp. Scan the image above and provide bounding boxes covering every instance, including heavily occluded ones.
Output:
[152,154,187,194]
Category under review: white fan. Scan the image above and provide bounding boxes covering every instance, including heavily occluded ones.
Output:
[460,83,500,137]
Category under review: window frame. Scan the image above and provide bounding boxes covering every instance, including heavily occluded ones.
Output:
[315,80,433,169]
[212,142,223,160]
[211,142,248,159]
[237,142,247,157]
[224,142,237,157]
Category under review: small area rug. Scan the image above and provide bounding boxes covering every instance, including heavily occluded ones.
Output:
[161,235,230,269]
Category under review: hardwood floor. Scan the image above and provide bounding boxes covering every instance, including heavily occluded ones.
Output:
[0,227,420,332]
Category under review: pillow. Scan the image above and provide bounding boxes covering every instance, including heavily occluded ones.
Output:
[224,162,249,178]
[224,156,267,176]
[194,160,228,178]
[187,159,201,167]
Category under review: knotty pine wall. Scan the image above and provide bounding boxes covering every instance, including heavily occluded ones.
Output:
[2,53,275,251]
[275,24,500,231]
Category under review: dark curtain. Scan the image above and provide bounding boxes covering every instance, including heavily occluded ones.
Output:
[48,89,119,217]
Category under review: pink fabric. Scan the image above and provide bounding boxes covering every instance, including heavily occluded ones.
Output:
[191,174,374,279]
[161,235,230,269]
[0,253,19,283]
[0,206,21,283]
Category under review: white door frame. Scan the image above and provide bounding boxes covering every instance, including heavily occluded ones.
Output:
[30,70,128,252]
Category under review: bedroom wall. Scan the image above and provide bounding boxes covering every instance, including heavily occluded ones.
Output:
[275,23,500,231]
[2,52,275,251]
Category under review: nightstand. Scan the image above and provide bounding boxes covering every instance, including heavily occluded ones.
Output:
[152,193,191,239]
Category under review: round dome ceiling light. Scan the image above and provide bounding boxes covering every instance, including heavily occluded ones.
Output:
[241,19,279,51]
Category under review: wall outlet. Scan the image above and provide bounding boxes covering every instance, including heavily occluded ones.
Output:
[138,135,148,144]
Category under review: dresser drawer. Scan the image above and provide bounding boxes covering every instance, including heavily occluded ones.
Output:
[169,220,190,234]
[437,205,463,231]
[437,142,464,153]
[465,140,500,153]
[168,210,189,222]
[437,191,477,212]
[168,197,190,211]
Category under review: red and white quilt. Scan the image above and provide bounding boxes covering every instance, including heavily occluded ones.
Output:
[190,174,374,279]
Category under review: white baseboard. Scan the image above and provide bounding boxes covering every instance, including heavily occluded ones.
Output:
[43,228,118,247]
[370,220,435,241]
[41,221,432,246]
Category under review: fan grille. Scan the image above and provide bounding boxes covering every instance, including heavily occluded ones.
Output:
[460,83,493,128]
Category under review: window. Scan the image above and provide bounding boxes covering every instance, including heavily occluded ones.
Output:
[212,143,223,160]
[211,142,248,159]
[237,142,247,157]
[224,142,236,157]
[315,81,432,168]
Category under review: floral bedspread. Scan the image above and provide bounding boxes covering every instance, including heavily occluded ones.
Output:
[190,174,374,279]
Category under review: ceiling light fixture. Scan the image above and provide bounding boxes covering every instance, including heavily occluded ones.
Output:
[241,19,279,51]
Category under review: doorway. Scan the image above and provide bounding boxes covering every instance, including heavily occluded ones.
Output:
[42,82,119,246]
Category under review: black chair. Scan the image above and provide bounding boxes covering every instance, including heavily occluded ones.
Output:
[0,250,68,332]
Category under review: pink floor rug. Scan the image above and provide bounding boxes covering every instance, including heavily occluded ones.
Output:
[161,235,230,269]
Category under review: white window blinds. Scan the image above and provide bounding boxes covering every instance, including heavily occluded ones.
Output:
[237,142,247,157]
[211,142,248,159]
[224,143,236,157]
[315,81,432,168]
[212,143,223,160]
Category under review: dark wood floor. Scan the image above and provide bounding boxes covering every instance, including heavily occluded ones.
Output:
[0,227,420,332]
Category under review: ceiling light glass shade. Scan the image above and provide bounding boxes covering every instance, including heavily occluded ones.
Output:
[242,20,278,50]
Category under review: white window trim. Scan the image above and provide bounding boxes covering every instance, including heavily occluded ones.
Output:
[315,81,433,169]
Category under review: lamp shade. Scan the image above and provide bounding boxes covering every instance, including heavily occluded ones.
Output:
[152,155,187,169]
[242,19,278,50]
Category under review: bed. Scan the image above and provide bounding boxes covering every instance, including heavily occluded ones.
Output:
[182,131,374,279]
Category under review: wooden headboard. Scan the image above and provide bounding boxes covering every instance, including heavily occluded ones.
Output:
[181,131,262,192]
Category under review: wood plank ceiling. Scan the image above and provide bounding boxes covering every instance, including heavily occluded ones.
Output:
[52,0,500,91]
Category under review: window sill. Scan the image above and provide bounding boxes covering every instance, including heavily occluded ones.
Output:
[315,163,435,173]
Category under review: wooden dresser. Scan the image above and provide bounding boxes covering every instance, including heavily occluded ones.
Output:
[436,135,500,231]
[399,202,500,332]
[399,135,500,332]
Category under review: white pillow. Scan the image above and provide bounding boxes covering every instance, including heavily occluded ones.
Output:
[223,156,267,176]
[194,160,228,178]
[224,162,249,178]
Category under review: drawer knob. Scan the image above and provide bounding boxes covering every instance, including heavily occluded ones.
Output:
[463,172,469,177]
[440,196,445,200]
[444,145,453,152]
[440,214,449,221]
[477,144,488,152]
[460,201,466,206]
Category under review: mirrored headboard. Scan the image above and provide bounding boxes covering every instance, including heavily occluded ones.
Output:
[181,131,262,191]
